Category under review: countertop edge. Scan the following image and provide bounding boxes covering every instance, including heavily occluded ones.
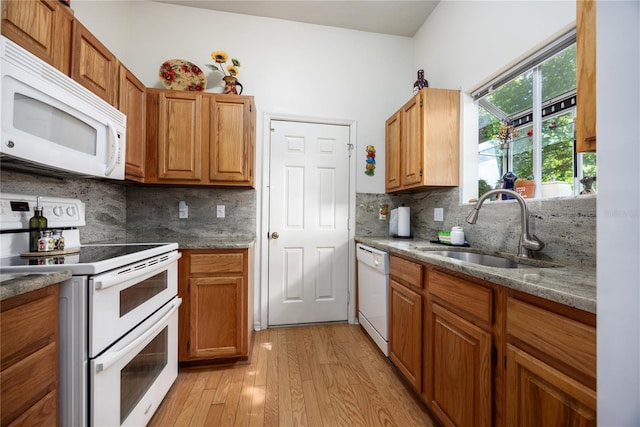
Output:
[1,270,72,301]
[356,237,596,314]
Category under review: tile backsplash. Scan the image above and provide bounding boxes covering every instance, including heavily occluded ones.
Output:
[356,189,597,269]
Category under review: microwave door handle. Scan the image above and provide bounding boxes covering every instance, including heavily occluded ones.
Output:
[104,119,119,177]
[94,298,182,373]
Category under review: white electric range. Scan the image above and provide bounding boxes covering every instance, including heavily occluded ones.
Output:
[0,193,181,427]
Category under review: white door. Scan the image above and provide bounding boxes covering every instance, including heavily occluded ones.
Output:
[268,120,351,326]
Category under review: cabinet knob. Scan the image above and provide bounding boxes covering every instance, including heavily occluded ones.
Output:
[271,232,280,240]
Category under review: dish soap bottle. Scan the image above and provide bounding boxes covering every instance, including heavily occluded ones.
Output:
[29,196,48,252]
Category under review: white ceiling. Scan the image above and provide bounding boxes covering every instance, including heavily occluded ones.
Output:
[151,1,440,37]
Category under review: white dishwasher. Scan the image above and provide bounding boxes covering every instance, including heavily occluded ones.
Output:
[356,243,390,356]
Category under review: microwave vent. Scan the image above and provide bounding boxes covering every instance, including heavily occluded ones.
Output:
[2,37,125,128]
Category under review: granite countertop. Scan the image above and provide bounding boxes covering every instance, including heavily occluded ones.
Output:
[177,237,256,250]
[356,237,596,314]
[0,270,72,301]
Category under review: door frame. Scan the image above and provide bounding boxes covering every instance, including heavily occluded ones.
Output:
[258,112,357,331]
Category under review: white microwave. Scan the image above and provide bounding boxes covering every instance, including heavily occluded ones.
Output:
[0,36,126,180]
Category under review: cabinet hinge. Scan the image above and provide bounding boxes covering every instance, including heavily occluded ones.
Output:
[504,355,507,370]
[188,280,190,293]
[491,346,498,366]
[419,168,423,177]
[250,104,253,112]
[187,340,190,351]
[419,98,423,107]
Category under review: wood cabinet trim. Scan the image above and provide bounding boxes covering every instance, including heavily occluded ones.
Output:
[390,254,423,290]
[428,269,493,326]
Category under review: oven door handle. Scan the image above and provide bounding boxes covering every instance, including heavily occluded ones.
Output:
[94,297,182,373]
[93,251,181,290]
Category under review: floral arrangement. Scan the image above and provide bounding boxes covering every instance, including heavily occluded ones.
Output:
[206,51,241,77]
[497,117,519,148]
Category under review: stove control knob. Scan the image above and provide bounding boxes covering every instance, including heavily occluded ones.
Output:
[53,206,64,216]
[66,206,76,217]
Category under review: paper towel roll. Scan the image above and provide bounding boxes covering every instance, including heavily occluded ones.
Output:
[389,208,398,235]
[398,207,410,237]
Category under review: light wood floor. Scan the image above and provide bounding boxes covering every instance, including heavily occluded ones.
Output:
[148,323,436,427]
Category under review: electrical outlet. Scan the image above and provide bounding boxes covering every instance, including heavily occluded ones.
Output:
[216,205,225,218]
[434,207,444,222]
[179,201,188,219]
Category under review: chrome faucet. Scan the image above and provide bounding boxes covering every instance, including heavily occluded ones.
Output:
[466,189,545,258]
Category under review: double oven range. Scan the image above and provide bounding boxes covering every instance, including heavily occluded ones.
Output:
[0,193,181,427]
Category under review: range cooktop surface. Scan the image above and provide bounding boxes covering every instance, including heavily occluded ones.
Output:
[0,242,179,275]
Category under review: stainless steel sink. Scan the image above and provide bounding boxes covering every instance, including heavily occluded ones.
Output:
[425,250,560,269]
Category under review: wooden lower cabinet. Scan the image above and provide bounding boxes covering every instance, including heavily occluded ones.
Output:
[388,255,423,391]
[505,295,597,427]
[424,269,495,427]
[384,254,597,427]
[389,278,422,391]
[178,248,253,362]
[0,284,59,427]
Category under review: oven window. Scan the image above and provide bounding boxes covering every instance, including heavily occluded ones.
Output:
[120,271,168,317]
[120,326,168,424]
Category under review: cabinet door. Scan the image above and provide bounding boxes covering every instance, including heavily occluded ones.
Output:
[427,303,491,427]
[1,0,73,75]
[209,95,254,186]
[401,93,424,188]
[189,275,246,359]
[157,91,204,182]
[71,19,118,105]
[389,279,422,391]
[505,344,596,427]
[385,111,401,192]
[576,0,596,152]
[119,64,146,181]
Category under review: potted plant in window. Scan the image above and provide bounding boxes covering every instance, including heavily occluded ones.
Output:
[515,175,536,198]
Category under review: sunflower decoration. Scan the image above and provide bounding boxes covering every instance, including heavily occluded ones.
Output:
[206,51,241,77]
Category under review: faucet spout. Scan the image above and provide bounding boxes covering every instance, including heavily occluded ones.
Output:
[466,189,544,258]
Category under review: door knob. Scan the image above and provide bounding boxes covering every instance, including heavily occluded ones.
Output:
[271,232,279,239]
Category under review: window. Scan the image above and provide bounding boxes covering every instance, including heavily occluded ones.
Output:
[474,31,596,200]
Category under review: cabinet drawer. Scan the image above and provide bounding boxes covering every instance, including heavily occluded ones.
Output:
[390,255,423,289]
[429,269,492,324]
[506,297,596,383]
[1,342,57,426]
[1,292,57,369]
[190,252,245,275]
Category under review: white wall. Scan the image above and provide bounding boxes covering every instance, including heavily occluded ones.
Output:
[71,0,133,60]
[413,0,575,202]
[596,2,640,425]
[74,0,415,195]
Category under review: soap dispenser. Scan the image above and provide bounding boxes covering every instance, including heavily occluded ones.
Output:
[29,196,48,252]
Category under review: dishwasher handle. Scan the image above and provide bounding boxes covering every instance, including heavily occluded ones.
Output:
[356,243,389,274]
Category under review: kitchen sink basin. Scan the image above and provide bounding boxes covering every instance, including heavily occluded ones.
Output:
[424,250,560,269]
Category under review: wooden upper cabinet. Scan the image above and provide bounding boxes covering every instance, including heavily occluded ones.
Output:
[385,111,401,192]
[119,64,146,181]
[385,88,460,193]
[209,94,255,186]
[1,0,73,75]
[156,90,205,182]
[145,89,255,186]
[71,19,118,106]
[576,0,596,152]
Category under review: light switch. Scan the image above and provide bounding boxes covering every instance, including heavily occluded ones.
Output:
[216,205,225,218]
